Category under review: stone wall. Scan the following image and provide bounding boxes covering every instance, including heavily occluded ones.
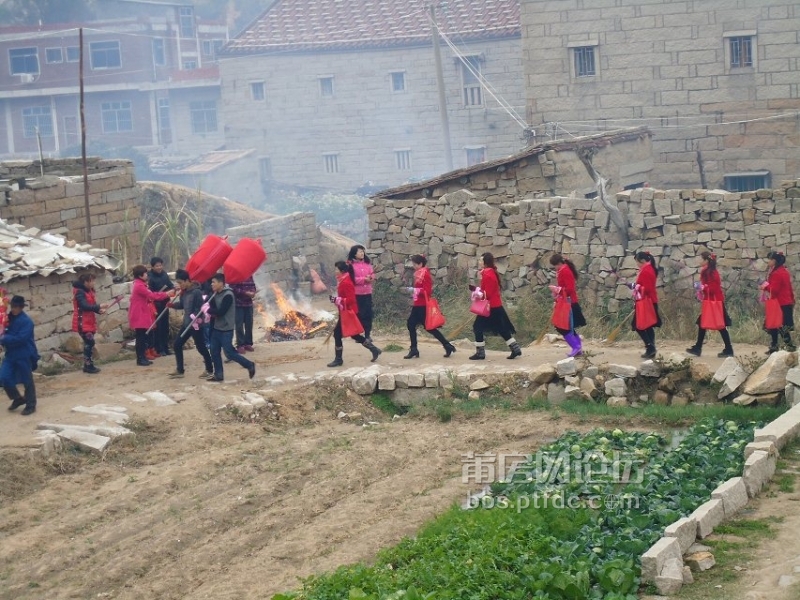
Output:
[226,212,320,288]
[0,158,141,257]
[367,180,800,312]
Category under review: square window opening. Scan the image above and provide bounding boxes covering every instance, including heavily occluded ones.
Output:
[90,41,121,70]
[390,71,406,93]
[461,56,482,106]
[573,46,596,77]
[395,150,412,171]
[251,81,265,101]
[729,36,753,68]
[45,48,63,64]
[10,47,39,75]
[323,153,339,174]
[319,77,334,97]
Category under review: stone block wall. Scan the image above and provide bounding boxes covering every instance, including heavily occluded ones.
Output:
[367,180,800,312]
[0,159,141,258]
[226,212,320,286]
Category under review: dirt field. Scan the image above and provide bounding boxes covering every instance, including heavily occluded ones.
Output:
[0,327,798,600]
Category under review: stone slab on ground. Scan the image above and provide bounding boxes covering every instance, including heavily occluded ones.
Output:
[753,402,800,450]
[711,477,748,518]
[743,450,777,498]
[37,422,132,439]
[641,537,682,583]
[71,405,129,423]
[655,557,684,595]
[664,517,698,554]
[690,498,725,539]
[142,391,178,406]
[57,428,111,453]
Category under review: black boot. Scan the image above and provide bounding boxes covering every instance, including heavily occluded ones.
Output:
[781,327,796,352]
[83,363,101,374]
[444,343,456,358]
[718,329,734,357]
[642,345,656,359]
[404,347,419,359]
[469,345,486,360]
[363,340,382,362]
[21,382,36,415]
[327,347,343,367]
[6,386,24,411]
[686,328,705,356]
[507,339,522,359]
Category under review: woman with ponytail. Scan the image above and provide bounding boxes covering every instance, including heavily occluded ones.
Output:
[686,251,734,357]
[631,251,661,359]
[763,251,796,354]
[468,252,521,360]
[549,253,587,357]
[403,254,456,359]
[327,260,382,367]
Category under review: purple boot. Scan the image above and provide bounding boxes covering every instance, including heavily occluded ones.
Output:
[564,332,582,357]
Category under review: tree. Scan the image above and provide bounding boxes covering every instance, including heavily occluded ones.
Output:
[1,0,96,25]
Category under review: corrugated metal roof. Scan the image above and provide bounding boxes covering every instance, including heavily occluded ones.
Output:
[224,0,520,54]
[0,219,121,284]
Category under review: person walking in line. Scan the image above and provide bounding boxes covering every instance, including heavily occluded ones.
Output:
[327,261,382,367]
[205,273,256,382]
[404,254,456,359]
[469,252,521,360]
[1,295,40,416]
[632,250,661,359]
[147,257,174,358]
[686,251,735,358]
[72,272,108,374]
[167,269,214,379]
[231,275,256,353]
[347,244,375,343]
[549,253,587,358]
[763,250,796,354]
[129,264,170,367]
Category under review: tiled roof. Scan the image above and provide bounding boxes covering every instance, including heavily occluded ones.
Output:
[152,149,255,175]
[0,219,120,283]
[224,0,520,54]
[372,127,653,199]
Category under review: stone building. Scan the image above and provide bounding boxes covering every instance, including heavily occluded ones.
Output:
[521,0,800,190]
[220,0,525,194]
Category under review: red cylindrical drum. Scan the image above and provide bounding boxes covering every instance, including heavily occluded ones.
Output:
[186,235,233,282]
[223,238,267,284]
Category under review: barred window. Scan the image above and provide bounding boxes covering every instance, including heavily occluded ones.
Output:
[729,36,753,68]
[573,46,596,77]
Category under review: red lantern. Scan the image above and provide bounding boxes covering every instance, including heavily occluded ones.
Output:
[223,238,267,284]
[186,235,233,283]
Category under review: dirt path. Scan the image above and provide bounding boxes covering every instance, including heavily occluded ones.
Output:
[0,333,797,599]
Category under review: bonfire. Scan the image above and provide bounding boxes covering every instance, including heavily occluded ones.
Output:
[259,284,329,342]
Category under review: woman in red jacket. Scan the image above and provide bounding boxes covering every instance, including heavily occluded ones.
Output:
[128,264,170,367]
[469,252,520,360]
[686,251,734,358]
[549,253,587,357]
[631,251,661,359]
[764,251,796,354]
[404,254,455,359]
[327,261,382,367]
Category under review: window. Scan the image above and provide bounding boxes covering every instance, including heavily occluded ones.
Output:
[573,46,596,77]
[179,7,195,38]
[202,39,224,57]
[323,153,339,174]
[101,101,133,133]
[190,100,217,134]
[319,76,334,97]
[45,48,63,64]
[259,157,272,180]
[22,106,53,137]
[465,147,485,167]
[90,41,121,69]
[66,46,79,62]
[250,81,265,101]
[183,60,197,70]
[729,36,753,68]
[390,71,406,93]
[724,171,769,192]
[157,98,171,144]
[152,38,165,66]
[395,150,412,171]
[9,47,39,75]
[461,56,482,106]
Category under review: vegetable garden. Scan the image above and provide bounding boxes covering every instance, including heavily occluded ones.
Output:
[274,418,759,600]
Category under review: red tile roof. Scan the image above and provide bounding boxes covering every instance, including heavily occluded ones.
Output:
[225,0,520,54]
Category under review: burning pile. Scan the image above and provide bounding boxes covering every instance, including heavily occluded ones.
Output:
[261,284,329,342]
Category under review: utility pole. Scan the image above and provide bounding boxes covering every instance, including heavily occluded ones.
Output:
[79,28,92,243]
[429,5,453,172]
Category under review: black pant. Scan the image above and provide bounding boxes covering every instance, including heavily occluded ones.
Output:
[333,319,366,347]
[152,301,171,353]
[80,331,95,366]
[4,381,36,409]
[235,305,254,347]
[135,328,149,361]
[356,294,373,339]
[174,326,213,374]
[407,306,449,348]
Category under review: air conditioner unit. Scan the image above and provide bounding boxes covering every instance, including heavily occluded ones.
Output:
[18,73,35,84]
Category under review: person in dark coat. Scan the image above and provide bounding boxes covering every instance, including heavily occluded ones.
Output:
[1,295,40,416]
[147,257,174,357]
[168,269,213,379]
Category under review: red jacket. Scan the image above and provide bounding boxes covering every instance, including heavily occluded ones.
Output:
[128,278,169,330]
[768,265,795,306]
[556,265,579,303]
[636,262,659,303]
[412,267,433,307]
[700,267,724,301]
[479,268,503,308]
[72,281,100,334]
[337,274,358,313]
